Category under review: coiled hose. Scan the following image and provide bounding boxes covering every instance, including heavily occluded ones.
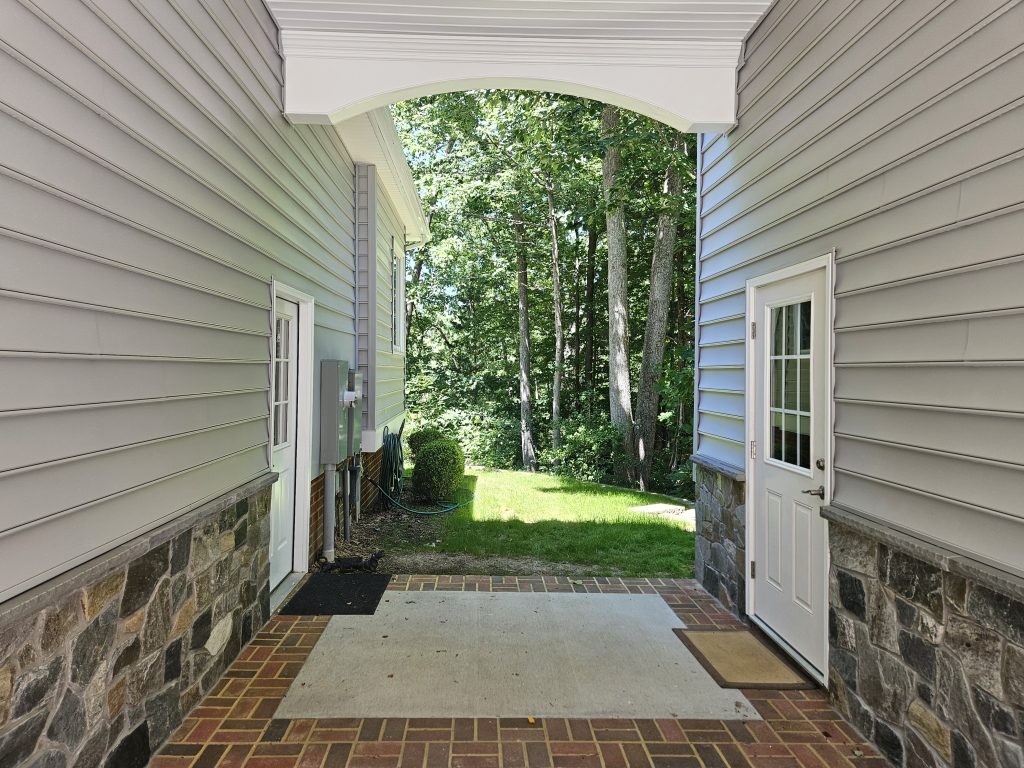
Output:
[378,422,405,508]
[372,420,471,516]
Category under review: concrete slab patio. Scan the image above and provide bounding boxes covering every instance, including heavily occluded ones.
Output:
[153,577,886,768]
[278,592,757,720]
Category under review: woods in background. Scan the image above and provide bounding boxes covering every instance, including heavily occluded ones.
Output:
[394,91,696,496]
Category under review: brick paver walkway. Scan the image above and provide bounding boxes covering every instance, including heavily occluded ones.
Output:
[153,577,885,768]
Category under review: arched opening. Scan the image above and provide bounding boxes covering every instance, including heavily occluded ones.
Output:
[340,88,700,581]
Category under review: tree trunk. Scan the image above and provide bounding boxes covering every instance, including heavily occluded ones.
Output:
[670,235,689,472]
[635,134,683,490]
[406,253,425,342]
[515,223,538,471]
[546,184,564,460]
[584,224,597,396]
[572,223,583,404]
[601,103,635,481]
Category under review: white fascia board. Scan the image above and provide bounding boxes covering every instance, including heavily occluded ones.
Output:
[334,108,430,244]
[362,409,407,454]
[282,31,742,134]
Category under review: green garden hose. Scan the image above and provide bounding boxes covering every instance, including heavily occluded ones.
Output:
[378,422,405,508]
[367,476,470,516]
[373,421,471,515]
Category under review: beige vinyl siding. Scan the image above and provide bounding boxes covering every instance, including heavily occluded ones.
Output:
[0,0,359,601]
[375,185,407,432]
[694,0,1024,575]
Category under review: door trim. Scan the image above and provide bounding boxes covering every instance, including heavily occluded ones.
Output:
[271,280,314,578]
[744,251,834,685]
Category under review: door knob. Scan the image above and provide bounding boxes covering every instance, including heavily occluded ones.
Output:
[802,486,825,499]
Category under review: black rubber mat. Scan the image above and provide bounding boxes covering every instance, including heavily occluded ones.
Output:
[280,572,392,615]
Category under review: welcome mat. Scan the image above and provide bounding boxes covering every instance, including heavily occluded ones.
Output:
[280,572,392,615]
[673,628,816,690]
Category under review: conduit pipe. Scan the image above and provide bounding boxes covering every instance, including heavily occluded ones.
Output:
[323,463,337,562]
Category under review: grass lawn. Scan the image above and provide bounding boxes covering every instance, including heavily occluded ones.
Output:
[413,469,695,577]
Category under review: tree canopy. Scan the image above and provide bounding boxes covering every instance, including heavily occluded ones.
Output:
[394,90,696,496]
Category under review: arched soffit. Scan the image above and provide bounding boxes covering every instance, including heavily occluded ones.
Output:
[279,33,745,133]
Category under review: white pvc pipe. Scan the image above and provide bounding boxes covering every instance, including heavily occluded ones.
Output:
[323,463,336,562]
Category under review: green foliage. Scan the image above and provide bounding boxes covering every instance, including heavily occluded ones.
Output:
[407,426,445,457]
[427,408,521,470]
[394,91,696,494]
[543,413,625,484]
[412,438,466,502]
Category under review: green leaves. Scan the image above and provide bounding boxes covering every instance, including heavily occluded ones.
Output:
[394,90,697,494]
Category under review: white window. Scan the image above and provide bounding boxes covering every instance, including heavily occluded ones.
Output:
[768,299,812,469]
[391,234,398,351]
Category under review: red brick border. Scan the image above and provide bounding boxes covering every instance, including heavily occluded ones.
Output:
[154,580,885,768]
[309,473,326,567]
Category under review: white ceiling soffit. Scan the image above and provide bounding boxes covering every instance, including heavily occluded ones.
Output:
[335,109,431,244]
[267,1,773,133]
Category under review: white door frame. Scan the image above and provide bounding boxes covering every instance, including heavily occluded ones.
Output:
[271,280,314,577]
[744,251,834,684]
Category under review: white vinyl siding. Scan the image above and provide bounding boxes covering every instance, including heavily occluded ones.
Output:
[353,163,408,439]
[0,0,359,601]
[694,0,1024,575]
[376,187,407,431]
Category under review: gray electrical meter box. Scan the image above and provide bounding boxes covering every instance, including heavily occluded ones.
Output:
[347,370,363,457]
[320,360,350,464]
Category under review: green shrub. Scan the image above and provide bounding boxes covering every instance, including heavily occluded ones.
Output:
[407,426,445,457]
[543,414,626,484]
[430,409,520,469]
[413,438,465,502]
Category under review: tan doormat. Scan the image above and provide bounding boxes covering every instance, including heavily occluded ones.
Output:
[674,628,816,690]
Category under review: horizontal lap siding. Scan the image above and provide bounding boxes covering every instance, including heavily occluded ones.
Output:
[695,0,1024,574]
[0,0,359,600]
[374,185,406,433]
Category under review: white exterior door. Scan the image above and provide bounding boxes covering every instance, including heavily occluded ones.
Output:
[270,298,299,589]
[749,263,830,677]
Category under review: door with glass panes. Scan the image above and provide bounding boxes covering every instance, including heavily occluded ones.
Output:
[750,264,829,676]
[270,299,299,589]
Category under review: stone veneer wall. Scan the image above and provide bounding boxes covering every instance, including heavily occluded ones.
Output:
[693,461,747,616]
[826,513,1024,768]
[0,474,275,768]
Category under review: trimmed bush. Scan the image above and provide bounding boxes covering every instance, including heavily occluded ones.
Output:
[413,438,465,503]
[407,426,446,458]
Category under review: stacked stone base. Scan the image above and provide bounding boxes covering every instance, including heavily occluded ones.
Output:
[0,475,275,767]
[826,512,1024,768]
[693,460,746,615]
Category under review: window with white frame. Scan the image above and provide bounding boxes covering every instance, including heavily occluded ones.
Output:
[390,235,398,351]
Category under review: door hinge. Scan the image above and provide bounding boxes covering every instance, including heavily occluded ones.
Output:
[750,321,756,339]
[750,561,756,579]
[750,440,757,460]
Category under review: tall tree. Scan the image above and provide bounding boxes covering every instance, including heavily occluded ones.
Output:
[545,182,564,458]
[393,92,697,495]
[515,222,538,470]
[584,223,598,394]
[602,104,636,481]
[635,132,684,489]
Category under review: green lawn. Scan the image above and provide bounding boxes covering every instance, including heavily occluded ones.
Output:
[418,469,695,577]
